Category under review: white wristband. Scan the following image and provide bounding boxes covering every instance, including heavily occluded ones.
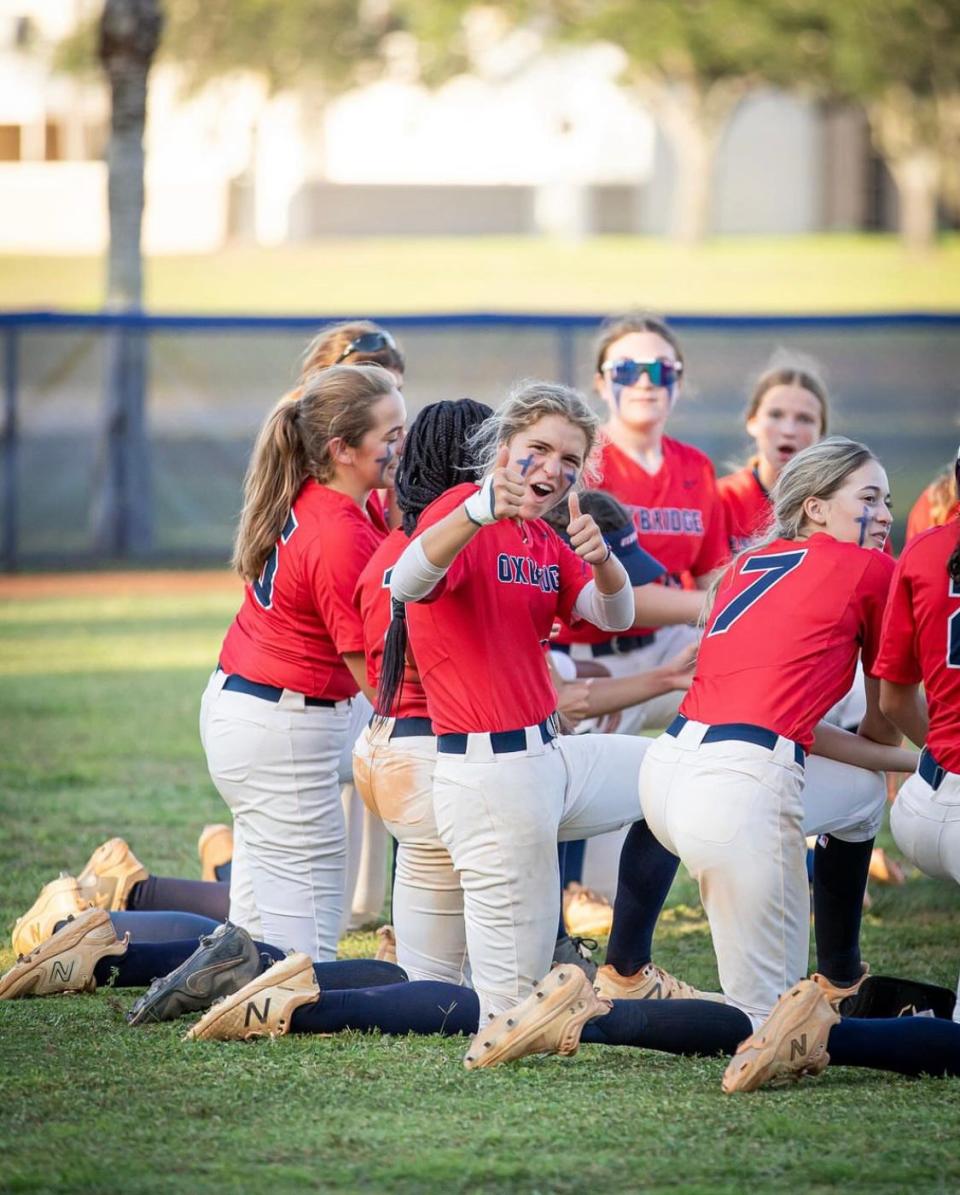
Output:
[463,475,498,526]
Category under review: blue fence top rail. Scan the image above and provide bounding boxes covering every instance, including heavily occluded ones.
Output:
[2,309,960,331]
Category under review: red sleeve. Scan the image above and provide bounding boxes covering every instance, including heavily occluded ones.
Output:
[858,551,897,677]
[905,491,932,542]
[306,514,379,654]
[411,483,481,597]
[552,532,593,625]
[874,549,923,684]
[692,463,729,576]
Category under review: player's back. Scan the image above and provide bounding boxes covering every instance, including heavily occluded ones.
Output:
[682,534,894,748]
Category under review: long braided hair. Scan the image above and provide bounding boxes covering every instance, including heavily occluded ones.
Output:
[376,398,493,720]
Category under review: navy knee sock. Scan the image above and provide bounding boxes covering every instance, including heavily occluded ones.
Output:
[829,1016,960,1077]
[290,981,479,1037]
[128,875,230,922]
[605,821,680,974]
[581,998,751,1055]
[562,840,586,887]
[312,959,408,989]
[813,835,873,985]
[214,860,232,884]
[110,910,221,942]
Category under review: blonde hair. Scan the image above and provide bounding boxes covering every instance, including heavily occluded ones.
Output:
[467,379,601,486]
[232,364,397,581]
[703,436,877,622]
[926,467,959,525]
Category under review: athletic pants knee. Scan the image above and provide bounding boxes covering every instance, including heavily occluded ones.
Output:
[199,669,350,961]
[640,723,808,1028]
[338,695,389,931]
[802,754,885,842]
[433,726,648,1021]
[353,723,467,985]
[891,763,960,883]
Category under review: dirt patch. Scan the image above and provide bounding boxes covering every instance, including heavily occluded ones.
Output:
[0,570,244,600]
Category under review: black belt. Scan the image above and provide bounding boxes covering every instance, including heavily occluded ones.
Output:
[219,669,339,708]
[552,633,656,659]
[919,747,947,791]
[666,714,805,768]
[438,719,556,755]
[367,715,435,739]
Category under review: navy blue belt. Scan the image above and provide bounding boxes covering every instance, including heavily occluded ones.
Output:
[219,669,338,708]
[438,719,556,755]
[552,633,655,659]
[666,714,805,767]
[919,747,946,791]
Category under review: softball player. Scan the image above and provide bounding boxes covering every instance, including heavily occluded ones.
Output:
[718,358,827,553]
[200,363,404,960]
[875,470,960,1015]
[551,313,725,736]
[389,380,703,1022]
[353,398,493,985]
[635,437,917,1027]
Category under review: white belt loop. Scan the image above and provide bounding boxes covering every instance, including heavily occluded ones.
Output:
[675,718,708,748]
[278,688,307,711]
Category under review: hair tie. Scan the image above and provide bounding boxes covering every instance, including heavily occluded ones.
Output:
[391,598,407,622]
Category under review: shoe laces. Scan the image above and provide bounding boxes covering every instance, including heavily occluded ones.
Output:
[569,937,598,961]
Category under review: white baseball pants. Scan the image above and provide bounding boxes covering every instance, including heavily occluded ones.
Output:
[199,669,352,961]
[432,728,648,1022]
[640,718,884,1028]
[891,755,960,884]
[337,694,390,932]
[353,721,469,985]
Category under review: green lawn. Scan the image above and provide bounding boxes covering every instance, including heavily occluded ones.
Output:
[1,234,959,314]
[1,576,959,1193]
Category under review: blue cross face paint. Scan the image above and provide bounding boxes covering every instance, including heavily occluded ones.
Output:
[855,505,871,548]
[376,441,396,481]
[516,453,536,477]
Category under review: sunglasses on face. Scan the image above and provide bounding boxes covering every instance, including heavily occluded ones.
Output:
[335,330,398,364]
[601,357,682,388]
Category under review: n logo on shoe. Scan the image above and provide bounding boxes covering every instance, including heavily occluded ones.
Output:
[51,960,75,983]
[244,998,271,1027]
[789,1034,808,1061]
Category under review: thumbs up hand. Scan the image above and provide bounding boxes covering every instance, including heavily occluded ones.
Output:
[567,491,610,565]
[464,444,527,526]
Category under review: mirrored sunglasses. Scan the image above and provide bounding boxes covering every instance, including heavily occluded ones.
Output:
[335,330,398,364]
[602,357,682,388]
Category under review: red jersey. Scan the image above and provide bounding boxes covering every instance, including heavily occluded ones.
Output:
[681,534,896,750]
[562,435,727,644]
[718,465,770,553]
[220,483,387,700]
[405,483,591,734]
[906,485,960,542]
[355,528,430,720]
[875,523,960,773]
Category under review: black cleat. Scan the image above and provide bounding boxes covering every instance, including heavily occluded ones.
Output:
[126,921,263,1026]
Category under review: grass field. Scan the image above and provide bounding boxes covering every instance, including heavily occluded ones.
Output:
[2,234,960,314]
[2,574,960,1193]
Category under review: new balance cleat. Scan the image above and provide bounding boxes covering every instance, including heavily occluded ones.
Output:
[0,909,128,999]
[811,962,870,1010]
[721,979,840,1093]
[594,961,724,1003]
[126,921,262,1026]
[184,952,319,1041]
[77,838,148,911]
[12,874,93,957]
[198,823,233,883]
[464,966,612,1070]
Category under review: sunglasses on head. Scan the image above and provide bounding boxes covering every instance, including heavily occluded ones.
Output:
[335,330,397,364]
[602,357,682,388]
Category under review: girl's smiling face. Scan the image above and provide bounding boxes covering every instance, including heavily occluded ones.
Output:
[596,330,682,435]
[506,414,588,520]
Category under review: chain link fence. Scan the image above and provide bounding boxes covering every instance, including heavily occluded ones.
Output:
[2,311,958,568]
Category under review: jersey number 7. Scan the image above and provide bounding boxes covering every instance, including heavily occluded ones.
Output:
[708,549,808,637]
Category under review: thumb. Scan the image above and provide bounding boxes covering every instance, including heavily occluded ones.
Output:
[567,489,581,523]
[496,444,510,470]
